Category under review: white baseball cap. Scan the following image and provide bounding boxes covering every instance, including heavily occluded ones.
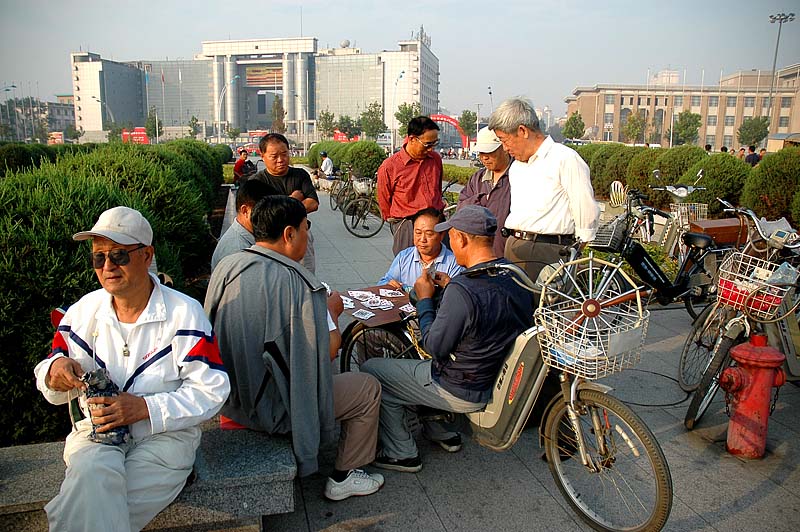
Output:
[73,206,153,246]
[474,127,502,153]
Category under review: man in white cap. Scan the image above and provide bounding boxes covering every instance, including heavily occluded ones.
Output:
[457,127,512,257]
[362,206,534,473]
[34,206,230,531]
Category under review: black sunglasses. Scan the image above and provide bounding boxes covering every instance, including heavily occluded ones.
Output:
[91,244,146,269]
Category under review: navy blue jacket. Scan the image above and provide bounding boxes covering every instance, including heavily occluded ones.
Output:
[417,259,534,403]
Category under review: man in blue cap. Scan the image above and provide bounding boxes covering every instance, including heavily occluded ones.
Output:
[362,206,534,472]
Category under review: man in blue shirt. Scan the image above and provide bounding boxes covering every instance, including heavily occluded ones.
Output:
[363,206,534,472]
[377,208,463,291]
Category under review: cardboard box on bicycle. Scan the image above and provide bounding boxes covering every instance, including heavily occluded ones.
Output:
[467,326,550,451]
[689,218,747,246]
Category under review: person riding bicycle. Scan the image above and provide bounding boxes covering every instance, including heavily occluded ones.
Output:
[362,206,534,473]
[233,147,257,185]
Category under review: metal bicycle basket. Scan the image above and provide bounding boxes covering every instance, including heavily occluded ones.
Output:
[717,252,793,320]
[353,177,375,196]
[589,215,629,253]
[670,202,708,230]
[534,255,650,380]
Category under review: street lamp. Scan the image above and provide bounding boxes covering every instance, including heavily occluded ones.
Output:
[391,70,405,152]
[91,96,115,125]
[488,86,494,112]
[475,103,482,154]
[217,75,240,145]
[2,84,16,141]
[767,12,795,134]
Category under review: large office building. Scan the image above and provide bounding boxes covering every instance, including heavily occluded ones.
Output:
[565,65,800,148]
[70,27,439,143]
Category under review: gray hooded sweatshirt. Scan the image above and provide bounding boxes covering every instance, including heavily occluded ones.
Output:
[204,245,335,476]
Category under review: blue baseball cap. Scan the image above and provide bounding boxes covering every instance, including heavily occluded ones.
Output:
[434,205,497,236]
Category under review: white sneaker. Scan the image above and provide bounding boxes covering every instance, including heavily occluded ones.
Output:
[324,469,385,501]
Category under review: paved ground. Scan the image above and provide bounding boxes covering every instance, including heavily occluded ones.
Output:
[225,183,800,531]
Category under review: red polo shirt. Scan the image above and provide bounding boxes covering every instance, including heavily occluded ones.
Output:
[377,144,444,220]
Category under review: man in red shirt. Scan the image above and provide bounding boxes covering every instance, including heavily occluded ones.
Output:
[378,116,444,255]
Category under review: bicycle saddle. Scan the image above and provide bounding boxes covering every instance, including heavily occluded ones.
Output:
[682,232,713,249]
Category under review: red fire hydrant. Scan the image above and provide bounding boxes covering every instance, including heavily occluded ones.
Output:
[719,334,785,459]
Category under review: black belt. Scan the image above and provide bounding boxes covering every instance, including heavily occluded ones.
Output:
[502,228,574,244]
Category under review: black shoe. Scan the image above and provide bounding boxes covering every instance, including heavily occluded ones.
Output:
[434,434,462,453]
[373,453,422,473]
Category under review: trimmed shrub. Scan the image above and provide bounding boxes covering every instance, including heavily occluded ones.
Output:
[0,169,151,445]
[328,142,354,172]
[791,187,800,228]
[341,140,386,178]
[588,144,627,199]
[575,143,605,166]
[443,164,477,185]
[0,144,39,174]
[212,144,233,166]
[680,153,750,217]
[604,146,645,187]
[626,148,665,195]
[165,139,223,190]
[654,145,706,185]
[307,140,339,169]
[741,147,800,226]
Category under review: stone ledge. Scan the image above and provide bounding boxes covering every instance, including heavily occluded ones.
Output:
[0,420,296,531]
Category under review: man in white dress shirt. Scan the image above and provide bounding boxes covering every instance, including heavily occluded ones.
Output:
[488,97,600,289]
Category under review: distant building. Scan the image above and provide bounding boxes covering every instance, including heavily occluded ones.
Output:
[69,27,440,145]
[565,65,799,148]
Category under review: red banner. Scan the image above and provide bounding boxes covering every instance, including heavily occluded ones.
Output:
[122,127,150,144]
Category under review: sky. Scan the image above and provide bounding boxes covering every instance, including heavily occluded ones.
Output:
[2,0,799,119]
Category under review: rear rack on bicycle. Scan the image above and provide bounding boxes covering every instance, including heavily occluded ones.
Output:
[717,252,793,320]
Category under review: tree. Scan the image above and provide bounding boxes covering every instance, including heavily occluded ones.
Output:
[395,102,421,137]
[336,115,356,138]
[547,123,564,143]
[188,115,200,138]
[317,109,336,138]
[271,96,286,134]
[670,111,701,146]
[227,128,241,142]
[458,110,477,139]
[145,106,163,140]
[562,111,585,140]
[65,124,83,141]
[621,112,645,144]
[738,116,769,147]
[34,118,49,143]
[359,102,386,140]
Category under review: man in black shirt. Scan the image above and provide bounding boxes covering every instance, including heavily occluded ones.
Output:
[745,145,760,167]
[250,133,319,272]
[362,206,534,473]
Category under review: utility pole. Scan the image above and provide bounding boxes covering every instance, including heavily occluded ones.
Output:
[767,13,795,135]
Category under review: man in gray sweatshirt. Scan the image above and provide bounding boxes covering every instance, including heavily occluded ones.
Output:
[205,195,384,501]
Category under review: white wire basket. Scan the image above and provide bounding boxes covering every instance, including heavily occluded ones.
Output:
[353,178,374,195]
[717,252,792,320]
[534,254,650,380]
[590,215,628,253]
[670,203,708,230]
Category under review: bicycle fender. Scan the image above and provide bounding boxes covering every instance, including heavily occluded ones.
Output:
[537,381,613,446]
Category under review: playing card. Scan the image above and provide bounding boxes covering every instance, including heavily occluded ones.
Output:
[352,309,375,320]
[379,301,394,310]
[348,290,373,302]
[399,303,416,313]
[427,262,437,278]
[341,296,355,309]
[379,289,405,298]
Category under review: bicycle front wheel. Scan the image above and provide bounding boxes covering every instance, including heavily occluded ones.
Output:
[342,197,385,238]
[544,389,673,532]
[340,322,416,373]
[678,303,729,392]
[329,180,343,210]
[684,335,735,430]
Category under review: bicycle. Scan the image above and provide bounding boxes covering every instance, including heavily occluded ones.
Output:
[650,169,709,263]
[328,165,356,212]
[341,257,673,532]
[341,176,385,238]
[678,199,799,394]
[683,212,800,430]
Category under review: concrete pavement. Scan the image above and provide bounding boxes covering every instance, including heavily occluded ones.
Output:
[227,184,800,532]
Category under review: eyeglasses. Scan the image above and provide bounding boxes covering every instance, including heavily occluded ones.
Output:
[413,137,440,149]
[91,244,146,269]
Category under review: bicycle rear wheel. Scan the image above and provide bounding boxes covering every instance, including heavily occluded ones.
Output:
[342,197,385,238]
[684,335,735,430]
[329,180,343,210]
[340,322,416,373]
[543,389,673,532]
[678,303,728,392]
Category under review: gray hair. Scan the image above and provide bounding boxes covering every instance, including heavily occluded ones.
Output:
[488,97,541,134]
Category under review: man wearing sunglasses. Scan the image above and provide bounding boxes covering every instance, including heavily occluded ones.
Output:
[33,206,230,531]
[206,196,385,501]
[377,116,445,256]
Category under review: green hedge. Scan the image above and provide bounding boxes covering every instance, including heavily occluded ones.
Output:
[588,143,627,199]
[443,164,477,185]
[603,146,645,189]
[0,144,46,174]
[741,147,800,226]
[626,148,665,195]
[343,141,386,178]
[575,143,605,166]
[680,154,750,216]
[212,144,233,166]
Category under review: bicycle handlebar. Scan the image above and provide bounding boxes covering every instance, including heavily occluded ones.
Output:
[717,197,800,249]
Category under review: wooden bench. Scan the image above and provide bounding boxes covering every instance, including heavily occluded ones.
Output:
[0,418,297,531]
